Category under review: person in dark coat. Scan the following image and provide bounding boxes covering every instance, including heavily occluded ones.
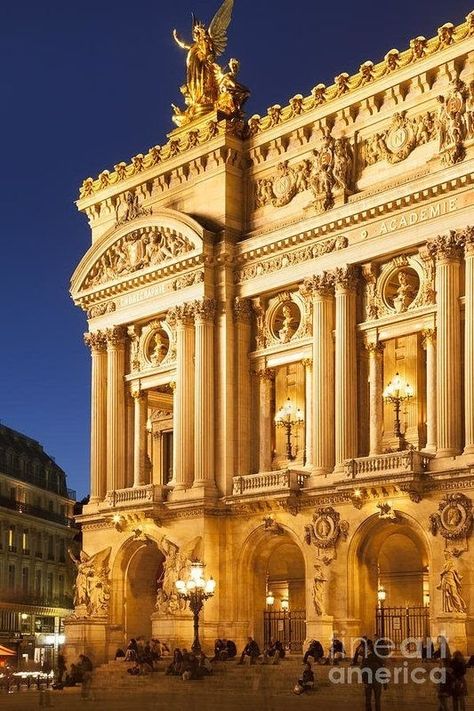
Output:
[294,662,314,694]
[361,642,387,711]
[238,637,260,664]
[451,651,467,711]
[303,639,324,664]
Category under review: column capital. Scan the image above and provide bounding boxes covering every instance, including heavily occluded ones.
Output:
[333,265,359,293]
[233,296,253,323]
[427,230,464,262]
[168,304,194,327]
[131,388,146,400]
[105,325,127,347]
[301,272,334,298]
[464,225,474,256]
[84,330,107,353]
[192,297,217,324]
[421,328,437,348]
[364,339,384,355]
[254,367,275,381]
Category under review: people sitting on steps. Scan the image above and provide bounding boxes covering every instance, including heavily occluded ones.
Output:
[303,639,324,664]
[238,636,261,665]
[261,638,285,664]
[293,661,314,694]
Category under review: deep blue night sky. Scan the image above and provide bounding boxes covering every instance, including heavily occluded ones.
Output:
[1,0,472,499]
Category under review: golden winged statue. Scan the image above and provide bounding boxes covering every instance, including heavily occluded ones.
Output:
[172,0,249,126]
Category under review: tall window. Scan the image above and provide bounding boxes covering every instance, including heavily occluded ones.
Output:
[58,539,65,563]
[47,535,54,561]
[162,431,174,484]
[8,564,15,589]
[35,569,42,597]
[22,567,29,594]
[58,574,65,599]
[8,526,16,552]
[46,572,53,600]
[22,529,29,554]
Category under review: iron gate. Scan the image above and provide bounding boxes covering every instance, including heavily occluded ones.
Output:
[263,610,306,652]
[375,606,430,646]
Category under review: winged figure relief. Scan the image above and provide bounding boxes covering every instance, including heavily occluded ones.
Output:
[172,0,248,126]
[156,535,203,614]
[68,547,112,615]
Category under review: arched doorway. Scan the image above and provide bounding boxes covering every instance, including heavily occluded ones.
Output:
[242,528,306,651]
[350,514,430,644]
[112,539,165,643]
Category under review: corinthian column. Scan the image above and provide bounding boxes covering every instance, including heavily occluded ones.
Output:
[366,340,384,457]
[463,229,474,454]
[84,331,107,502]
[193,298,217,491]
[334,266,358,470]
[257,368,274,472]
[303,274,334,476]
[422,329,437,453]
[234,298,252,476]
[105,326,126,492]
[302,359,313,467]
[428,232,463,457]
[132,390,148,487]
[172,305,195,491]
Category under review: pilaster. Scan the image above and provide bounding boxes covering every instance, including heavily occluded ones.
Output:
[193,298,217,494]
[464,228,474,454]
[84,331,107,502]
[105,326,126,492]
[256,368,274,473]
[366,340,384,457]
[422,329,437,453]
[428,232,463,457]
[132,389,148,487]
[234,298,252,477]
[334,266,359,470]
[171,305,195,492]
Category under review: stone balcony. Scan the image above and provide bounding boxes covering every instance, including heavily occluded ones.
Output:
[100,484,167,510]
[231,469,309,498]
[343,449,434,481]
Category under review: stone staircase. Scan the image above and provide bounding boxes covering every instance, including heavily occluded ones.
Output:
[91,656,474,705]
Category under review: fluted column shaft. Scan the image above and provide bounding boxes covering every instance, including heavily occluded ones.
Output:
[132,391,148,487]
[258,369,274,472]
[367,341,384,456]
[422,330,437,453]
[464,231,474,454]
[334,267,358,469]
[193,299,216,487]
[106,327,126,492]
[173,308,195,489]
[429,234,463,457]
[84,332,107,502]
[234,298,252,476]
[308,275,334,474]
[303,359,313,467]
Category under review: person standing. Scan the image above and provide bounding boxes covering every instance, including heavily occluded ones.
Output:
[451,651,467,711]
[78,654,93,701]
[361,641,387,711]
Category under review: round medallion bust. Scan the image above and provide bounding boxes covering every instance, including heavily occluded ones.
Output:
[147,329,170,366]
[384,267,420,313]
[272,301,301,343]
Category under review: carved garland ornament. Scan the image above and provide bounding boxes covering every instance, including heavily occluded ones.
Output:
[362,109,436,168]
[83,226,196,290]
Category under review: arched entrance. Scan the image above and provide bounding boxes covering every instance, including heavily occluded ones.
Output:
[112,538,165,643]
[350,514,430,644]
[241,527,306,651]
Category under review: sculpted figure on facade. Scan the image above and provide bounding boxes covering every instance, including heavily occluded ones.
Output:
[156,535,202,616]
[115,190,152,226]
[310,130,353,212]
[83,227,195,289]
[172,0,249,126]
[312,563,327,616]
[437,552,467,614]
[436,79,468,166]
[68,547,112,617]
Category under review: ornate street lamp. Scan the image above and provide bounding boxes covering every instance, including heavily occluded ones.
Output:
[377,585,386,638]
[274,397,304,460]
[175,560,216,654]
[265,573,275,608]
[383,372,414,450]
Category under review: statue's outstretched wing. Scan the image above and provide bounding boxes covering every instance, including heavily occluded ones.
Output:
[179,536,203,565]
[209,0,234,56]
[89,547,112,572]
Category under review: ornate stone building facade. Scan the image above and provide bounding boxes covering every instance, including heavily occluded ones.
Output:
[68,9,474,661]
[0,425,76,665]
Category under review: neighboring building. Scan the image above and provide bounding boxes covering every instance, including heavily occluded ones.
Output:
[68,9,474,663]
[0,424,76,665]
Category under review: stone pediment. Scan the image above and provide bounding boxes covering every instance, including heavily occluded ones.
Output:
[71,209,210,302]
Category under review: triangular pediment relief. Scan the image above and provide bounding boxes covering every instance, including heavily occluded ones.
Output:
[71,209,210,300]
[82,225,196,290]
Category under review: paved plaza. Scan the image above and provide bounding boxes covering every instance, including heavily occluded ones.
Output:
[3,659,472,711]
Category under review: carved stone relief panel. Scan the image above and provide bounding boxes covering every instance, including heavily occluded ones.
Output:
[363,252,435,322]
[128,318,176,374]
[252,290,311,351]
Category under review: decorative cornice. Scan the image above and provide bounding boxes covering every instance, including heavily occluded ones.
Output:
[78,13,472,201]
